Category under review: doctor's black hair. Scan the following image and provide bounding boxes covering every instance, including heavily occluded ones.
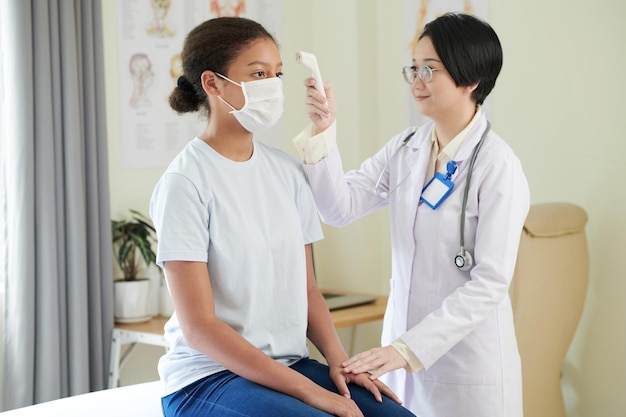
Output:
[169,17,277,115]
[419,13,502,106]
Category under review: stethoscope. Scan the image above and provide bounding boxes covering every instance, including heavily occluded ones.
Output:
[374,122,491,270]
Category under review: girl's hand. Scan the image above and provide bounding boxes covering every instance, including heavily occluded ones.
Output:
[304,77,336,135]
[302,385,365,417]
[329,363,403,405]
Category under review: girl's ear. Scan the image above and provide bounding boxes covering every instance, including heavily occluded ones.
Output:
[201,70,221,96]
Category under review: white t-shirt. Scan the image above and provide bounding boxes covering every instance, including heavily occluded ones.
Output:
[150,137,324,394]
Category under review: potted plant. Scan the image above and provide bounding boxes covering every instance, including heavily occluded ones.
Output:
[112,209,158,323]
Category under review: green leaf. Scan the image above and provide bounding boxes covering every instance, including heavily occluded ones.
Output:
[111,209,158,280]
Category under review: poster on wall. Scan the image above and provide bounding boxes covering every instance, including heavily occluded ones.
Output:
[404,0,489,126]
[118,0,282,169]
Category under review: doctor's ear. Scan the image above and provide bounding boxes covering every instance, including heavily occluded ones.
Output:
[201,70,221,96]
[461,82,480,101]
[464,81,479,94]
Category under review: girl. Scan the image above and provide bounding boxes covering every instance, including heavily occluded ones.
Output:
[150,16,415,417]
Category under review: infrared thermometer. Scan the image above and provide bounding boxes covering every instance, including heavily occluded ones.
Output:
[295,51,326,98]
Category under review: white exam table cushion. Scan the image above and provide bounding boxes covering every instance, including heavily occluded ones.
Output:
[0,381,162,416]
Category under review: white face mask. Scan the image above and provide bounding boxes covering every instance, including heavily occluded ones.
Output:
[215,73,284,133]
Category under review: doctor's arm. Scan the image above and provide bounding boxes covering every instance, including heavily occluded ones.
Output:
[296,77,410,228]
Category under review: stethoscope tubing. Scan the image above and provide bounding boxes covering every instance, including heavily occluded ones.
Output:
[373,130,416,199]
[459,121,490,250]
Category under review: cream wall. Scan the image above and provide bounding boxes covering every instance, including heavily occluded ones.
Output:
[104,1,626,415]
[489,2,626,416]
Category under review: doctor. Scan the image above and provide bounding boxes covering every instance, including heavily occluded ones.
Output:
[293,13,529,417]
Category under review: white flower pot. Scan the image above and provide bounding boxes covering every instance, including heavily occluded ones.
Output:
[114,279,152,323]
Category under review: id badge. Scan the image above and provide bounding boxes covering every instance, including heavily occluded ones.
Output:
[420,172,454,209]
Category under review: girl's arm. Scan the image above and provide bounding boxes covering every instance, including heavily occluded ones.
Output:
[164,260,365,417]
[303,245,402,404]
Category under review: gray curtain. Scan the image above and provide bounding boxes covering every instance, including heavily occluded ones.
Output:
[1,0,114,411]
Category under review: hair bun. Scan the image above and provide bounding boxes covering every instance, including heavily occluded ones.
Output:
[177,76,195,93]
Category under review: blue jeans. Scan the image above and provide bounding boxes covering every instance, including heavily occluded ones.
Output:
[161,358,415,416]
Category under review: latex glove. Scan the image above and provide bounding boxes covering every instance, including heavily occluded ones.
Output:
[303,77,336,135]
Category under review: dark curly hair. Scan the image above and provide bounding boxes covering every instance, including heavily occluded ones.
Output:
[169,17,277,115]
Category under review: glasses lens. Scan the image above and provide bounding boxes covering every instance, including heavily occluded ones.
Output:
[402,66,416,84]
[419,66,433,83]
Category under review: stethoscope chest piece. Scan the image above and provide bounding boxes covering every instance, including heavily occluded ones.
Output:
[454,249,473,271]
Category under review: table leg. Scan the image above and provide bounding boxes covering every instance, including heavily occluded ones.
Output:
[108,329,122,389]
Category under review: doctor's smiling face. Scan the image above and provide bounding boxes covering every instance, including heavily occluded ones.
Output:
[411,13,503,124]
[410,36,477,122]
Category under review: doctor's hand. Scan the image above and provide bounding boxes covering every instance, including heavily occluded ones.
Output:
[303,77,336,135]
[342,346,408,381]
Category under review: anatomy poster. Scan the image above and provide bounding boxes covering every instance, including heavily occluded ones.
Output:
[118,0,282,168]
[404,0,489,125]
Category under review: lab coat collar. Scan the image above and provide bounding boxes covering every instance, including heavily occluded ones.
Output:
[402,111,490,162]
[452,112,490,162]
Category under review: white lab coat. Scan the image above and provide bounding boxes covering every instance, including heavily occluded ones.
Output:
[302,114,529,417]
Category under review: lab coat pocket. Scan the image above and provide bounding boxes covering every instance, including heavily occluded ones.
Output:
[422,295,501,386]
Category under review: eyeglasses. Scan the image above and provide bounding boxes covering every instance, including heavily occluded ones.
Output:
[402,65,443,84]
